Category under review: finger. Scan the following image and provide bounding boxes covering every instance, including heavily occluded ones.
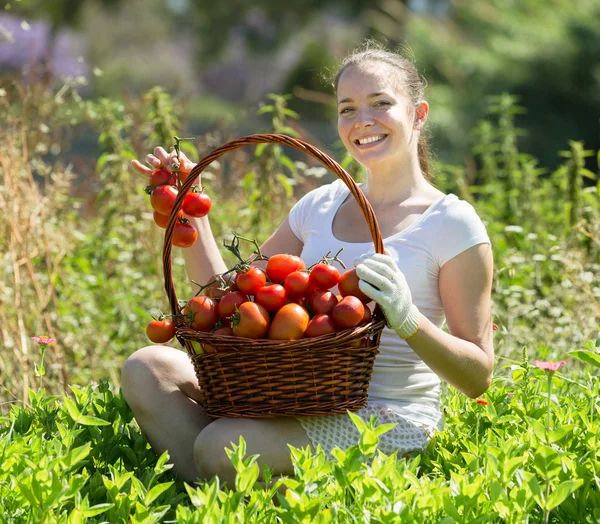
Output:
[358,279,385,304]
[355,262,393,293]
[131,159,153,176]
[353,252,375,267]
[154,147,170,165]
[178,152,195,175]
[357,258,398,284]
[145,154,162,168]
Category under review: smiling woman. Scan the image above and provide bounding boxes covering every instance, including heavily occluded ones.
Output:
[122,40,494,486]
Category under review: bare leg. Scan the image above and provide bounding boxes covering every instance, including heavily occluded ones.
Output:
[121,345,213,483]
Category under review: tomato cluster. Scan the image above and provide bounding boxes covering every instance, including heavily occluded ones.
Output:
[147,168,212,248]
[168,254,374,351]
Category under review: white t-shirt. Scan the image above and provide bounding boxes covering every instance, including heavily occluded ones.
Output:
[288,179,491,430]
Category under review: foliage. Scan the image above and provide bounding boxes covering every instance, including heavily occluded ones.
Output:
[1,335,599,521]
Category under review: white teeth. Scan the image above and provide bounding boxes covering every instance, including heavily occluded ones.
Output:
[357,135,385,145]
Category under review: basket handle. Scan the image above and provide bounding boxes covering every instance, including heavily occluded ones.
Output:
[163,133,384,319]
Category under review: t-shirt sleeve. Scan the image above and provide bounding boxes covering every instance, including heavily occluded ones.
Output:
[433,200,491,268]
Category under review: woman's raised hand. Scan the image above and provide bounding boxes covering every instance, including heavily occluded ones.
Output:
[131,147,196,182]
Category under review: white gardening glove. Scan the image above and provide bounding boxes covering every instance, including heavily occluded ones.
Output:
[354,253,420,339]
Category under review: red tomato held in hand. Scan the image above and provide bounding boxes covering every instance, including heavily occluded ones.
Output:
[146,318,175,343]
[182,192,212,217]
[183,296,219,332]
[149,168,176,187]
[232,302,270,339]
[153,209,184,229]
[217,290,249,319]
[255,284,287,313]
[151,185,178,215]
[309,263,340,290]
[173,222,198,247]
[284,271,311,300]
[304,314,337,338]
[306,289,338,316]
[268,303,310,340]
[331,295,365,330]
[339,268,371,304]
[236,267,267,296]
[266,254,306,283]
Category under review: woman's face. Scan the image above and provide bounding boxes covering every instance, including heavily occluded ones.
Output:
[336,64,419,171]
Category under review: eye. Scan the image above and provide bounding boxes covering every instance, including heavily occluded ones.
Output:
[339,106,354,115]
[374,100,391,108]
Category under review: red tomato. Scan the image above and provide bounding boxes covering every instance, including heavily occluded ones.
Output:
[306,289,338,316]
[153,209,184,229]
[172,222,198,248]
[255,284,287,313]
[183,296,219,332]
[304,314,337,338]
[268,303,310,340]
[149,168,176,187]
[331,295,365,330]
[236,267,267,296]
[361,304,373,324]
[213,326,234,336]
[146,319,175,343]
[309,263,340,290]
[284,271,311,299]
[339,268,371,304]
[266,254,306,283]
[182,192,212,218]
[217,291,249,319]
[232,302,270,339]
[151,185,178,216]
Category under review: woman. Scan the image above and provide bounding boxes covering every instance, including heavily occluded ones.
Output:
[123,44,494,486]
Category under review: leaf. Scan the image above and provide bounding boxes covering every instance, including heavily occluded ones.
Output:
[256,105,274,115]
[62,443,91,469]
[81,503,114,517]
[78,415,111,426]
[569,350,600,369]
[546,479,584,510]
[63,396,82,422]
[145,481,173,505]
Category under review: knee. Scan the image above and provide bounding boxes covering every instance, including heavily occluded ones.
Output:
[120,345,173,408]
[193,423,238,486]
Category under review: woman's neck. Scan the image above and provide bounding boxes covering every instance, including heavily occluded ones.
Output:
[362,154,430,206]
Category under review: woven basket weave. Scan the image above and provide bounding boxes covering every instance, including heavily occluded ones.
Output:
[162,134,386,418]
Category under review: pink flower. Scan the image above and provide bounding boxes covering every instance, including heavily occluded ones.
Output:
[492,324,498,331]
[533,360,565,372]
[476,399,489,405]
[31,336,56,345]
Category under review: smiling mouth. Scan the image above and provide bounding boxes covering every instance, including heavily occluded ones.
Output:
[354,134,388,146]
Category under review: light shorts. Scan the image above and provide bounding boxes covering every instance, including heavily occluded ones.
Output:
[295,401,433,461]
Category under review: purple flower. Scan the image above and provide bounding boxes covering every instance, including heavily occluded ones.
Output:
[533,360,565,372]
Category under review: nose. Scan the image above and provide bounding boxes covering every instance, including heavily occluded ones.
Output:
[354,106,374,129]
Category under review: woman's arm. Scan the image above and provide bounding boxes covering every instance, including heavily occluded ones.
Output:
[406,242,495,398]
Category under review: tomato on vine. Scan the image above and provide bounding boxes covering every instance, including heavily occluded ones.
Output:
[153,209,184,229]
[173,221,198,248]
[151,185,178,216]
[309,263,340,290]
[284,270,311,299]
[266,254,305,283]
[255,284,287,313]
[236,266,267,296]
[182,191,212,218]
[149,168,176,187]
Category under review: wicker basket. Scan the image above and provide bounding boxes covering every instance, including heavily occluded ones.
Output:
[162,133,386,418]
